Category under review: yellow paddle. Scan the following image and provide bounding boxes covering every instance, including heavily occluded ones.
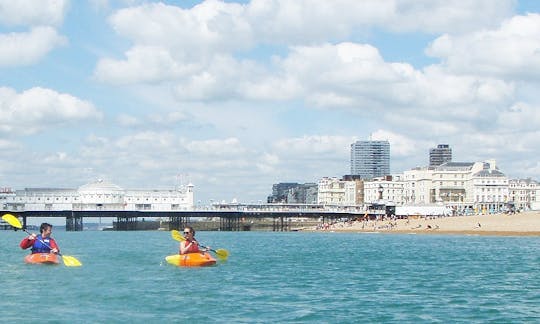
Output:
[171,229,229,260]
[2,213,82,267]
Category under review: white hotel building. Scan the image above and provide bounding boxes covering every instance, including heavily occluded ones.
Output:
[318,159,535,214]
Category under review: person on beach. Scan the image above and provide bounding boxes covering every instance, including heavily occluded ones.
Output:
[19,223,59,254]
[179,226,208,254]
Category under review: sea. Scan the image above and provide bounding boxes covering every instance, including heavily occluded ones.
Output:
[1,230,539,323]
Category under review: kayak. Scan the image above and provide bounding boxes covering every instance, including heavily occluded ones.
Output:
[25,253,60,265]
[166,253,217,267]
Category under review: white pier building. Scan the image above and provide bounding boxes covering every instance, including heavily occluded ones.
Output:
[2,179,194,212]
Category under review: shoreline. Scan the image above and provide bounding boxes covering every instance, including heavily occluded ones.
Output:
[308,210,540,237]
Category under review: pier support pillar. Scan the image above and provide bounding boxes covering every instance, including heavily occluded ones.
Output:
[114,217,137,230]
[66,215,83,231]
[168,216,189,231]
[220,216,241,231]
[272,216,291,231]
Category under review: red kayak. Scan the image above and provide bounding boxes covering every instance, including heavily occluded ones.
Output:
[24,253,60,265]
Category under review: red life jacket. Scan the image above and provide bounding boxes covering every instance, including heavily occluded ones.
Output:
[180,239,200,254]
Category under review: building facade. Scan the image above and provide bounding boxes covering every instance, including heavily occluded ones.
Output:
[2,179,194,212]
[350,140,390,179]
[392,160,510,214]
[363,175,404,204]
[429,144,452,166]
[509,178,539,211]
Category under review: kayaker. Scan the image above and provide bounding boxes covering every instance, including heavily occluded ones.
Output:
[19,222,59,254]
[179,226,209,254]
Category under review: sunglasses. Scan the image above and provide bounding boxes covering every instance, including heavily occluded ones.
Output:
[183,231,191,235]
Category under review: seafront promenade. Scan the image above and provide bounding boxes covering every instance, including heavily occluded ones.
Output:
[314,211,540,236]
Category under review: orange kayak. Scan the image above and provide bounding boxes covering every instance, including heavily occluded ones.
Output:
[166,253,217,267]
[25,253,60,265]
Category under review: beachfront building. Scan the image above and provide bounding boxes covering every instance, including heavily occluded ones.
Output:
[402,167,435,205]
[432,162,471,211]
[393,160,508,214]
[470,160,509,214]
[350,140,390,179]
[317,177,346,205]
[342,175,365,205]
[363,175,404,204]
[2,179,194,212]
[508,178,539,211]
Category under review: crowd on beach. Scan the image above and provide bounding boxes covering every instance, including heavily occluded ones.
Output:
[313,210,540,235]
[316,215,441,232]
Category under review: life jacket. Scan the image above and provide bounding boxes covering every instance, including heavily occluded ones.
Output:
[181,240,200,254]
[31,235,52,254]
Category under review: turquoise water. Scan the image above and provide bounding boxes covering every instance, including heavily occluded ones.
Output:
[1,230,539,323]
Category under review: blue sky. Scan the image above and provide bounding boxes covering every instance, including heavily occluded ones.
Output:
[1,0,540,205]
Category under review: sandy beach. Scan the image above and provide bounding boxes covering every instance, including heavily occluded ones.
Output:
[315,211,540,236]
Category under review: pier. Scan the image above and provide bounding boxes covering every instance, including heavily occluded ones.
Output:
[1,203,393,231]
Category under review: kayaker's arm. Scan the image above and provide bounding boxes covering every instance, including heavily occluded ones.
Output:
[48,238,60,254]
[19,234,36,249]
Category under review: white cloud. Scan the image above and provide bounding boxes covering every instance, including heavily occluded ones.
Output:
[497,102,540,131]
[385,0,514,33]
[426,13,540,79]
[94,1,516,86]
[0,87,103,135]
[185,137,247,156]
[273,135,354,156]
[0,26,67,67]
[94,46,200,85]
[0,0,68,27]
[370,129,422,157]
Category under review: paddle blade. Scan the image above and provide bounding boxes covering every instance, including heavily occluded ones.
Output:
[214,249,229,260]
[171,230,185,242]
[2,213,22,229]
[61,255,82,267]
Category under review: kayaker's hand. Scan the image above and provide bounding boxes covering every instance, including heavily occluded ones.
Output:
[50,248,58,254]
[28,233,37,240]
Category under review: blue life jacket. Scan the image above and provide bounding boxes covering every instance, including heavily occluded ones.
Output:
[31,235,52,254]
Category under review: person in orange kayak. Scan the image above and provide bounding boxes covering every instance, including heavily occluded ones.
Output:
[179,226,208,254]
[19,222,59,254]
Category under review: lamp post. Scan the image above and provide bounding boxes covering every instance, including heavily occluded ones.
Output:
[378,185,384,201]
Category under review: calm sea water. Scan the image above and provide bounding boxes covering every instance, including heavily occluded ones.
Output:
[1,230,539,323]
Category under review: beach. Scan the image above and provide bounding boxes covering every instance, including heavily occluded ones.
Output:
[315,211,540,236]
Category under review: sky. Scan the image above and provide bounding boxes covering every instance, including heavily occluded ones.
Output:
[1,0,540,205]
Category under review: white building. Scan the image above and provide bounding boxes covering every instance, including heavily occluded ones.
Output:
[317,177,346,205]
[2,179,194,212]
[470,160,509,214]
[402,167,434,205]
[317,177,361,206]
[509,178,539,211]
[396,160,509,214]
[363,175,404,204]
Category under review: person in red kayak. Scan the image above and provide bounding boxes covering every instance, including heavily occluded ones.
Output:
[20,223,59,254]
[179,226,209,254]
